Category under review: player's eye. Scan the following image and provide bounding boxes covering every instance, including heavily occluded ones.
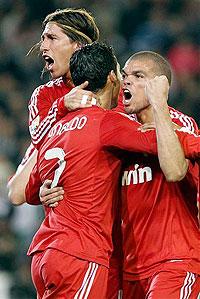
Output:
[135,73,144,79]
[121,73,126,79]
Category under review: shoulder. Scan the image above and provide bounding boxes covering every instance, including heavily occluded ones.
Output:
[101,110,140,129]
[169,106,198,133]
[29,77,71,108]
[44,77,67,89]
[107,110,138,121]
[32,77,67,95]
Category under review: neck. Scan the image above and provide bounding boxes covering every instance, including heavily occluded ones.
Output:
[63,73,74,87]
[96,85,115,110]
[136,105,154,124]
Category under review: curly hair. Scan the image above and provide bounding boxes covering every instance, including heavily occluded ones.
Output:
[70,42,118,92]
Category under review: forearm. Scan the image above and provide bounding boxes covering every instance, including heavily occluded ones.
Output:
[7,149,37,205]
[153,103,188,181]
[144,75,188,181]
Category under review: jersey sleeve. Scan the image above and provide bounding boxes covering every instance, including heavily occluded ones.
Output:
[25,163,41,205]
[176,129,200,160]
[100,111,200,160]
[169,106,199,134]
[100,112,157,154]
[28,86,69,149]
[18,142,36,167]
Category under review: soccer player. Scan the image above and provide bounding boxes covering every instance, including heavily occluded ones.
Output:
[8,7,99,204]
[25,42,191,299]
[120,51,200,298]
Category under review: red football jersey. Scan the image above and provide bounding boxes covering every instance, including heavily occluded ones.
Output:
[121,108,200,281]
[28,77,72,149]
[25,107,163,267]
[169,106,198,133]
[109,104,199,272]
[29,84,128,150]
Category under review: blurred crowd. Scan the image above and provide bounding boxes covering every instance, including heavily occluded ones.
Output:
[0,0,200,298]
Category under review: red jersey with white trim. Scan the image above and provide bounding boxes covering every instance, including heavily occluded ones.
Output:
[169,106,198,133]
[28,77,72,149]
[109,104,198,272]
[26,107,161,267]
[121,108,200,281]
[25,86,124,164]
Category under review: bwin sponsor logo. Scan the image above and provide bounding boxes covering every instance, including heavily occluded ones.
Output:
[122,164,152,186]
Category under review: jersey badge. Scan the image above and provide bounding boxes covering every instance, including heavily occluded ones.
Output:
[30,115,40,134]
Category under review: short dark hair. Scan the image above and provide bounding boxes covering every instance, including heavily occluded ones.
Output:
[129,51,172,85]
[70,42,118,92]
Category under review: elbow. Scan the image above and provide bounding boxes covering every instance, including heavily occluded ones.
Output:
[7,180,26,206]
[163,162,188,182]
[165,172,186,182]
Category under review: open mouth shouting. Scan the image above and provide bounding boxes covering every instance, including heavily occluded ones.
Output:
[123,88,132,105]
[43,55,55,71]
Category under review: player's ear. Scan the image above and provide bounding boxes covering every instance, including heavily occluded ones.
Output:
[72,42,81,51]
[108,70,117,85]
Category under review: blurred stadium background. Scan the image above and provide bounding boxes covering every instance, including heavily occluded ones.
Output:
[0,0,200,298]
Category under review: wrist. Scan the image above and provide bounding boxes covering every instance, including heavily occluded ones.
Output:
[57,97,69,117]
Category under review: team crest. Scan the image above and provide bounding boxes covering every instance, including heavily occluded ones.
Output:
[30,115,40,134]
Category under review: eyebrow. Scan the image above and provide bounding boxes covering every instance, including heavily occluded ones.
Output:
[41,32,57,39]
[121,69,145,76]
[121,69,127,75]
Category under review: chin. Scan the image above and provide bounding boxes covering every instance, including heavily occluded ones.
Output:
[48,70,57,78]
[111,99,118,109]
[51,67,67,79]
[50,73,56,79]
[124,106,134,114]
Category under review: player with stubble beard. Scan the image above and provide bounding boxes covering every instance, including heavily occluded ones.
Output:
[120,51,200,299]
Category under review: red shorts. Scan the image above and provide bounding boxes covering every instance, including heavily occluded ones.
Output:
[123,266,200,299]
[31,249,108,299]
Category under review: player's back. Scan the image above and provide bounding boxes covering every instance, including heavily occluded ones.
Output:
[28,106,122,267]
